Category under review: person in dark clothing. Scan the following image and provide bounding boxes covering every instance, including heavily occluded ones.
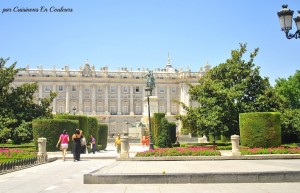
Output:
[90,135,96,154]
[72,129,82,162]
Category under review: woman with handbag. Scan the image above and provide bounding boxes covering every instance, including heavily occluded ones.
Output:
[72,129,82,162]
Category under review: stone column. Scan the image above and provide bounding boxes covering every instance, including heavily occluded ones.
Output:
[52,84,56,114]
[79,85,83,114]
[65,84,70,113]
[231,134,241,156]
[130,85,134,115]
[91,85,96,115]
[120,136,129,158]
[166,85,171,115]
[105,85,109,113]
[37,138,48,163]
[117,85,121,115]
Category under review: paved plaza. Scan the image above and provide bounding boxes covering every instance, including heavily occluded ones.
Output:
[1,145,300,193]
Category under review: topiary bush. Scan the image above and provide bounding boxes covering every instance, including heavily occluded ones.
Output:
[168,122,177,143]
[239,112,281,148]
[157,118,172,148]
[153,113,165,145]
[32,119,79,151]
[98,124,108,150]
[87,117,99,145]
[54,114,89,137]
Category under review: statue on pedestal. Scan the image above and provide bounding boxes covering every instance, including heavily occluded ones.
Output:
[145,70,155,89]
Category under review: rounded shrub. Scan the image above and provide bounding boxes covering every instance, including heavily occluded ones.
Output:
[239,112,281,148]
[32,119,79,151]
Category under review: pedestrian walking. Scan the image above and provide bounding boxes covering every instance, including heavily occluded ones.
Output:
[90,135,96,154]
[56,130,69,161]
[72,129,82,161]
[115,134,121,153]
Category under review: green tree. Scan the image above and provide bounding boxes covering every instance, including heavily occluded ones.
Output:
[275,70,300,109]
[181,44,283,137]
[280,108,300,143]
[0,57,56,143]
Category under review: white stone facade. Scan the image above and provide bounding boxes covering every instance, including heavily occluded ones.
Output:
[13,59,210,136]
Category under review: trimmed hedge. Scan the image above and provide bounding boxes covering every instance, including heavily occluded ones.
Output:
[239,112,281,148]
[54,114,89,138]
[98,124,108,150]
[153,113,165,145]
[168,122,177,143]
[88,117,99,145]
[32,119,79,151]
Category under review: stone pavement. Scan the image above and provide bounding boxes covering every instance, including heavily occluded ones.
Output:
[47,144,300,184]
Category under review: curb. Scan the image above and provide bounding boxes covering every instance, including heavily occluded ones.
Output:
[84,171,300,184]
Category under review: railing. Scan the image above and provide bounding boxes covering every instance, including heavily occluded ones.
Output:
[0,157,38,175]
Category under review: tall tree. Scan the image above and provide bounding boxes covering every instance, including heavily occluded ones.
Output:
[275,70,300,109]
[275,70,300,143]
[183,44,283,137]
[0,57,56,142]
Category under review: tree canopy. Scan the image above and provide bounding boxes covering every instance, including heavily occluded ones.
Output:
[0,57,56,143]
[180,44,284,137]
[275,70,300,109]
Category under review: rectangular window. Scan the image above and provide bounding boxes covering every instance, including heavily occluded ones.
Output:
[84,87,90,93]
[58,85,63,91]
[44,85,52,92]
[110,86,116,93]
[85,106,90,112]
[72,86,76,92]
[135,86,140,93]
[123,105,128,114]
[159,87,165,93]
[97,106,104,112]
[171,87,177,93]
[110,106,116,114]
[135,105,141,115]
[159,105,165,113]
[122,86,129,93]
[58,103,63,113]
[171,105,177,114]
[97,87,103,93]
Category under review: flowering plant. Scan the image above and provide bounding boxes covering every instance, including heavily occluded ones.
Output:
[0,148,36,162]
[136,146,221,157]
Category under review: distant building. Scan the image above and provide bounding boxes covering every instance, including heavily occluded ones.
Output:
[13,55,211,136]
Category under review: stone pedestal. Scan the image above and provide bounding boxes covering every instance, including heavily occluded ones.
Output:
[120,136,129,158]
[198,135,208,143]
[231,134,241,156]
[37,138,48,163]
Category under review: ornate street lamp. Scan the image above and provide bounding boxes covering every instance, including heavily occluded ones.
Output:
[72,107,76,115]
[145,86,154,150]
[277,4,300,39]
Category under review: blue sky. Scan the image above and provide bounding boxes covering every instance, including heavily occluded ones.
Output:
[1,0,299,85]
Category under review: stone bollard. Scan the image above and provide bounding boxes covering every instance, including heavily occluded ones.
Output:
[37,138,48,163]
[231,134,241,156]
[120,136,129,158]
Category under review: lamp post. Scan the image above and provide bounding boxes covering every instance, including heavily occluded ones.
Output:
[145,86,154,150]
[124,121,130,136]
[277,4,300,39]
[72,107,76,115]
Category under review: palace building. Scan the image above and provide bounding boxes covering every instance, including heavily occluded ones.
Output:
[12,55,211,136]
